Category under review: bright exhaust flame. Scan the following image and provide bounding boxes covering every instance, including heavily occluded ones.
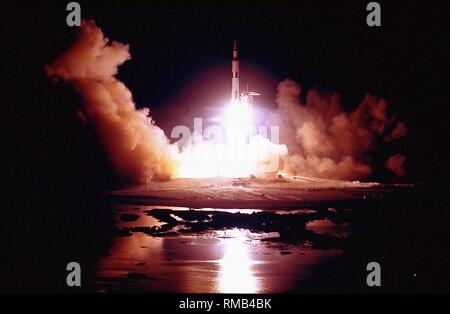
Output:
[175,99,286,178]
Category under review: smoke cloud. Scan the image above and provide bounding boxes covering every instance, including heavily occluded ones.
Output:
[275,79,407,179]
[46,20,176,183]
[386,153,406,177]
[385,122,408,141]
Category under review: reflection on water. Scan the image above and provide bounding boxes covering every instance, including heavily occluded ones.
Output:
[306,219,350,238]
[95,205,345,293]
[218,229,257,293]
[114,205,263,214]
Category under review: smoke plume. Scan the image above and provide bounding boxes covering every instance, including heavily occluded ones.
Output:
[46,20,176,183]
[275,79,407,180]
[386,154,406,177]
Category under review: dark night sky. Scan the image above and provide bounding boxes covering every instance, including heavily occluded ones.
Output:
[2,0,449,188]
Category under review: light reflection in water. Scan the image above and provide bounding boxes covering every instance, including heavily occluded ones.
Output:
[218,229,258,293]
[96,205,345,293]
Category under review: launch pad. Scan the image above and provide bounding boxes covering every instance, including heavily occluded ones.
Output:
[107,176,391,210]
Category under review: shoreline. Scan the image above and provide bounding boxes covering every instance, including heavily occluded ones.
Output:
[106,177,414,209]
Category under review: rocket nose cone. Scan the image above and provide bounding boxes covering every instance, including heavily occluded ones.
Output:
[233,40,237,50]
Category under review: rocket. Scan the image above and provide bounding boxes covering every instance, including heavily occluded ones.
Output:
[231,40,239,102]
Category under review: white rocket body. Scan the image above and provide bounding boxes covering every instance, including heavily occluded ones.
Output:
[231,40,239,102]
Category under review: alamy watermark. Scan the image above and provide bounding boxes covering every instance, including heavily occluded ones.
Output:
[66,2,81,27]
[66,262,81,287]
[366,2,381,27]
[366,261,381,287]
[170,117,284,174]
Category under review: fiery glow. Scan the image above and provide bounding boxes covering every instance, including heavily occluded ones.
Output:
[175,99,286,178]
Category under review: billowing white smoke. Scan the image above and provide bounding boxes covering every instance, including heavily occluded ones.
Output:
[275,79,407,179]
[46,20,176,183]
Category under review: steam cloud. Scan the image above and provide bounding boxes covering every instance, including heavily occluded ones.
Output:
[46,20,176,183]
[386,153,406,177]
[275,79,407,179]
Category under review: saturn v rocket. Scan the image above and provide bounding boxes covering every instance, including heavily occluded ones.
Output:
[230,40,260,105]
[231,40,240,102]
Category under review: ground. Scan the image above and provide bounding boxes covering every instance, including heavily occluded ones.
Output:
[107,176,406,209]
